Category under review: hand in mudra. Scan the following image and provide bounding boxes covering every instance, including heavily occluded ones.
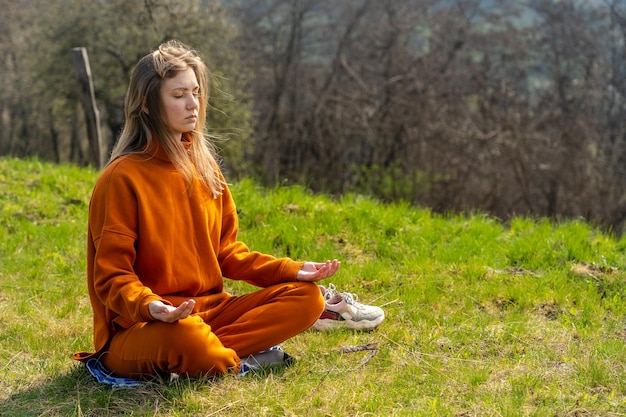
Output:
[149,299,196,323]
[296,260,341,282]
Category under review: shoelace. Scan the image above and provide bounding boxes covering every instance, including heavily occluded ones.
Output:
[326,283,363,306]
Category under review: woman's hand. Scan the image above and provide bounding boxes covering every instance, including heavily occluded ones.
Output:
[149,299,196,323]
[296,259,341,282]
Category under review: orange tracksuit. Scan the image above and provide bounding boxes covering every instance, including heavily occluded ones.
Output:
[73,140,324,378]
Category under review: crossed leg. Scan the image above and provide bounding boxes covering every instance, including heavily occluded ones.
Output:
[101,281,323,378]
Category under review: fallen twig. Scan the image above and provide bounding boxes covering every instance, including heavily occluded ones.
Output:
[337,343,378,354]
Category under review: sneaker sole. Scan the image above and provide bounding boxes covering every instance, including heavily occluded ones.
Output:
[311,315,384,331]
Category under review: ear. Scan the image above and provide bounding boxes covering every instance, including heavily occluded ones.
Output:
[141,99,149,115]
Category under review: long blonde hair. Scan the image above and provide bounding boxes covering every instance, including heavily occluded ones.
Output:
[109,40,224,198]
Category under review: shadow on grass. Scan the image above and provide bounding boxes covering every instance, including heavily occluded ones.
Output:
[0,363,291,416]
[0,365,165,416]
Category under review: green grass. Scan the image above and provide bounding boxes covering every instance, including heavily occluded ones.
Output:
[1,156,626,416]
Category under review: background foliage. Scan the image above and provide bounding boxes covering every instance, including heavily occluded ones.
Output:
[0,0,254,176]
[2,0,626,230]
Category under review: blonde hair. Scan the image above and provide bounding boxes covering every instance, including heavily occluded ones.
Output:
[109,40,224,198]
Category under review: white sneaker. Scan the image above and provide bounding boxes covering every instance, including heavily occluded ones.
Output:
[312,284,385,331]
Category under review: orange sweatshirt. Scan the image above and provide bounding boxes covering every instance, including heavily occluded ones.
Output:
[78,140,303,358]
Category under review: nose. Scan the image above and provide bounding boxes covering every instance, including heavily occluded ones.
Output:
[187,94,199,110]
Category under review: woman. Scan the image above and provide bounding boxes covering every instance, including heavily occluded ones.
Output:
[73,40,341,379]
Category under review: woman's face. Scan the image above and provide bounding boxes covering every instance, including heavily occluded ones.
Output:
[159,67,200,137]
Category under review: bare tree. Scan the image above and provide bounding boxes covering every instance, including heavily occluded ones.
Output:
[4,0,626,230]
[0,0,254,173]
[234,0,626,230]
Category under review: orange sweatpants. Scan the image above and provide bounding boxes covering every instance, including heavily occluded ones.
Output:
[100,281,324,378]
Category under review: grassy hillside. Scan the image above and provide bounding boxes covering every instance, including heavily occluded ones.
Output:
[1,157,625,416]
